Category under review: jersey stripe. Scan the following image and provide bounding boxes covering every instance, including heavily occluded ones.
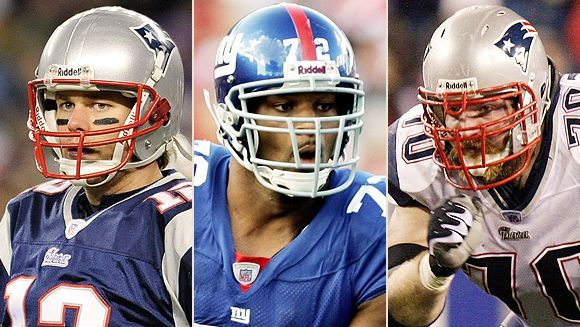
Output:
[283,3,317,60]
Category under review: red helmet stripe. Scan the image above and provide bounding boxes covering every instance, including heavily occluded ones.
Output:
[284,4,317,60]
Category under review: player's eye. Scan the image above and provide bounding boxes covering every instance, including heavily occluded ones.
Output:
[316,103,336,113]
[93,103,111,111]
[59,102,75,111]
[272,103,292,112]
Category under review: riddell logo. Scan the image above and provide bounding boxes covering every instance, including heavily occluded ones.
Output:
[34,108,46,130]
[445,81,468,89]
[436,78,478,93]
[298,65,326,75]
[57,67,83,77]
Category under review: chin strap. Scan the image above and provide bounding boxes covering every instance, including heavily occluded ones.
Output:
[58,158,119,187]
[57,139,172,188]
[256,165,331,195]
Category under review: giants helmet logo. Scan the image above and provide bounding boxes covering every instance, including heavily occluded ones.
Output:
[494,21,537,74]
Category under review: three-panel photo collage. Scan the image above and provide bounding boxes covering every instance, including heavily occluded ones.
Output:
[0,0,577,326]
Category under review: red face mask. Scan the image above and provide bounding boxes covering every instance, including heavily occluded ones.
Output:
[418,82,541,191]
[28,79,171,181]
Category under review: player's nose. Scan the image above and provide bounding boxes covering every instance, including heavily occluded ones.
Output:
[446,115,482,138]
[67,106,91,132]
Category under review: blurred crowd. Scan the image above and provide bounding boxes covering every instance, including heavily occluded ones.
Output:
[0,0,191,211]
[193,0,387,175]
[389,0,578,125]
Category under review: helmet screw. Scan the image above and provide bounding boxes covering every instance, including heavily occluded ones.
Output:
[481,25,489,36]
[145,140,152,149]
[227,75,235,83]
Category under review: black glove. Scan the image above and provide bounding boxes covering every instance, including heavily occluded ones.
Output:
[428,194,484,277]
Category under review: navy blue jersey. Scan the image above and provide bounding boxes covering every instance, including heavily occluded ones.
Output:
[193,141,386,326]
[0,170,192,326]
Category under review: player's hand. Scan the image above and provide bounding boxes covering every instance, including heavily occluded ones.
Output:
[427,194,483,277]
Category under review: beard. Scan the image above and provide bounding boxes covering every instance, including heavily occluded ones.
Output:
[447,139,525,185]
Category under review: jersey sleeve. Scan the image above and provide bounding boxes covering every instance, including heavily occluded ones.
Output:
[162,206,193,325]
[345,175,387,305]
[387,105,454,210]
[0,205,12,315]
[388,116,425,208]
[352,230,386,305]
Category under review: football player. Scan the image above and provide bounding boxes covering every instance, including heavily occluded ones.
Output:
[0,7,192,325]
[194,3,386,326]
[388,5,579,327]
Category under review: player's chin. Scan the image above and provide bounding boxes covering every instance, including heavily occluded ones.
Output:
[83,175,108,185]
[450,155,525,185]
[482,155,525,184]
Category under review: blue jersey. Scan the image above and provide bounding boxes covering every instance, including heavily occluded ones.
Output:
[193,141,386,326]
[0,170,192,326]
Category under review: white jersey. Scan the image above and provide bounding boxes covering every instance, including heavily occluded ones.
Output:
[388,74,580,326]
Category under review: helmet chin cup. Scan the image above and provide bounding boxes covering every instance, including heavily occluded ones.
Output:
[68,171,118,188]
[256,166,331,197]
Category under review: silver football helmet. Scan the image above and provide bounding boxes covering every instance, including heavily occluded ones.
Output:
[28,6,184,187]
[418,5,552,190]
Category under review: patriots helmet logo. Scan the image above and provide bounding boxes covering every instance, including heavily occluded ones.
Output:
[494,21,537,74]
[131,23,176,76]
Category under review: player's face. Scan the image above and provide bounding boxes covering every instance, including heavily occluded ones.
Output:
[55,91,134,181]
[251,92,340,170]
[442,98,523,184]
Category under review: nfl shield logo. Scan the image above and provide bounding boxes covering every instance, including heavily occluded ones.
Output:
[500,210,523,223]
[240,269,253,283]
[232,262,260,286]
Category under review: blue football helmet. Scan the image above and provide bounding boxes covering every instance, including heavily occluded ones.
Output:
[205,3,364,197]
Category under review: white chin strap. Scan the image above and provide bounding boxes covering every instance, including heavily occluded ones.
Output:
[57,158,119,187]
[56,141,170,188]
[256,165,331,195]
[465,144,511,177]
